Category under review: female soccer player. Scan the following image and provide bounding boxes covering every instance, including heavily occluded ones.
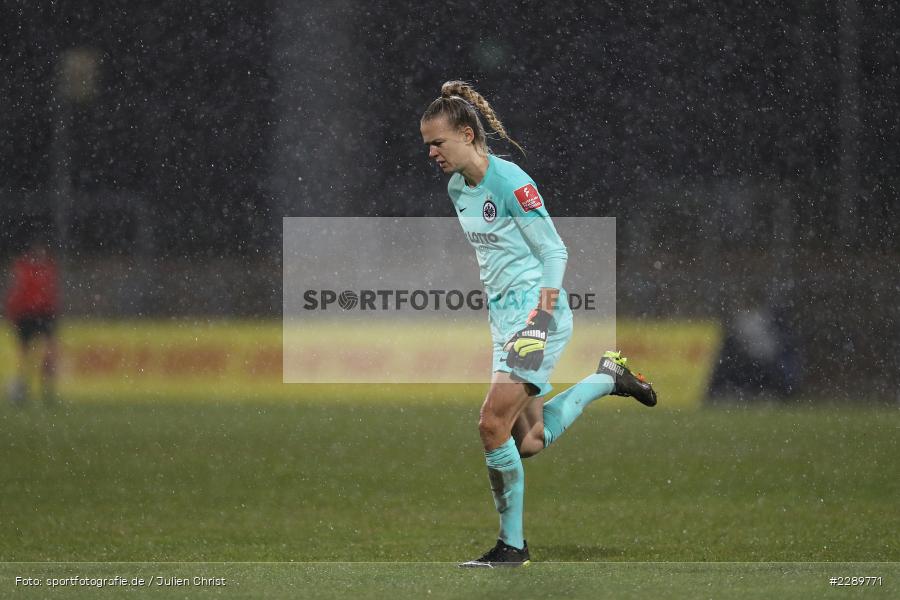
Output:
[420,81,658,567]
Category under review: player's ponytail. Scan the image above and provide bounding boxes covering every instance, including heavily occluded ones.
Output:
[422,80,525,157]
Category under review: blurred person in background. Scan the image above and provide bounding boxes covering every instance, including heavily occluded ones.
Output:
[4,236,60,406]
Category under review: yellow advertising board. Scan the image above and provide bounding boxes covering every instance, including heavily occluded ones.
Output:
[0,319,720,408]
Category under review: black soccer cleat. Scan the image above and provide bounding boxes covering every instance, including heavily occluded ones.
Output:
[458,539,531,568]
[597,350,658,407]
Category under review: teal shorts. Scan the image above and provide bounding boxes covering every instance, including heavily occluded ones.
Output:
[489,292,573,398]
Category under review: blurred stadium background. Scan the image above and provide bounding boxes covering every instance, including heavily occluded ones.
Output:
[1,3,899,594]
[3,1,897,404]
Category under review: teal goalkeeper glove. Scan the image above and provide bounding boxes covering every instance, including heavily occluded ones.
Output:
[503,308,553,371]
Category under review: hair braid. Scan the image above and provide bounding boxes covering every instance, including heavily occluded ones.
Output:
[430,80,525,157]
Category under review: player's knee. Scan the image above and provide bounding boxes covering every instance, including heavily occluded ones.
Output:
[477,414,498,437]
[478,413,507,445]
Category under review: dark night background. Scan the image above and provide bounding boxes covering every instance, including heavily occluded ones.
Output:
[1,1,898,399]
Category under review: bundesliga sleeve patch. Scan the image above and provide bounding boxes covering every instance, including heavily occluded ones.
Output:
[513,183,543,212]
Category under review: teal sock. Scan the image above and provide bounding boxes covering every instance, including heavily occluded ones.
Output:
[484,437,525,549]
[542,372,614,447]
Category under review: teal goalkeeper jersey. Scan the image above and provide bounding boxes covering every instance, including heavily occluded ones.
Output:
[448,154,568,307]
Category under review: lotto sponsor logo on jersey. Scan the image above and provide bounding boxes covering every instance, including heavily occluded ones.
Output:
[465,231,501,247]
[513,183,543,212]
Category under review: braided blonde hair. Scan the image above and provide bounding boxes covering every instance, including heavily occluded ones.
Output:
[421,80,525,157]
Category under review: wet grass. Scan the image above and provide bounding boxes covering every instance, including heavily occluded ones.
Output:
[1,395,898,597]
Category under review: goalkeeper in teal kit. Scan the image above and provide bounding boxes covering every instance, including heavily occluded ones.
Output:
[421,81,658,568]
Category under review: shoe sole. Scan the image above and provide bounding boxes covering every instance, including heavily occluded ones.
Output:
[458,560,531,568]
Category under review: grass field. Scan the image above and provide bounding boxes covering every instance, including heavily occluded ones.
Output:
[1,389,898,598]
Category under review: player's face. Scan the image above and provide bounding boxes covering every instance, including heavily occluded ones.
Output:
[420,117,476,175]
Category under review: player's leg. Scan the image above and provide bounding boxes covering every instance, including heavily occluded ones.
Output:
[478,371,533,451]
[505,304,659,452]
[542,351,658,448]
[460,372,533,567]
[512,396,545,458]
[7,320,32,406]
[541,371,615,447]
[38,323,58,405]
[513,370,616,454]
[508,307,575,454]
[462,301,578,567]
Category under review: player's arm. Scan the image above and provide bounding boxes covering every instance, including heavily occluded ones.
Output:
[504,184,568,369]
[522,217,567,315]
[537,287,560,316]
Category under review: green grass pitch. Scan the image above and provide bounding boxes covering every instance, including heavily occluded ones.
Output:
[1,388,898,598]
